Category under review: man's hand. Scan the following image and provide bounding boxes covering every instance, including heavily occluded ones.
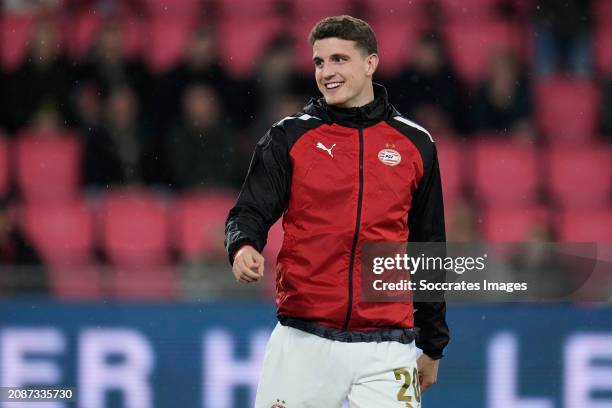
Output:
[417,353,440,393]
[232,245,265,283]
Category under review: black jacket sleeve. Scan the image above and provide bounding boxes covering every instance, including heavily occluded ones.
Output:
[225,126,291,264]
[409,143,450,360]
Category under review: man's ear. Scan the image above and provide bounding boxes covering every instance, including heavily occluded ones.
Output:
[365,53,379,77]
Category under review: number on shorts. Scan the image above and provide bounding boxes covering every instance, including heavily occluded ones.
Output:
[393,368,412,402]
[394,367,421,407]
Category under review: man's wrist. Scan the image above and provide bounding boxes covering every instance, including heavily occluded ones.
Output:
[422,350,443,360]
[236,244,255,254]
[229,241,257,264]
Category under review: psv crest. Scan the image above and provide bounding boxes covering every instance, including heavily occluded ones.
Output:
[378,145,401,166]
[271,399,286,408]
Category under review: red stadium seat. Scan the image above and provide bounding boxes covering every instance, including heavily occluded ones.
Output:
[481,207,550,242]
[15,131,81,203]
[62,12,144,60]
[471,138,539,208]
[140,0,203,17]
[438,0,502,21]
[595,27,612,75]
[0,14,34,71]
[62,10,103,58]
[362,0,428,21]
[145,17,194,74]
[218,18,284,78]
[173,191,236,260]
[101,190,175,300]
[100,191,169,266]
[21,200,94,267]
[444,22,523,84]
[536,77,599,144]
[369,20,423,77]
[559,210,612,242]
[436,138,463,206]
[291,19,320,73]
[119,16,145,59]
[215,0,278,19]
[20,200,101,299]
[547,146,612,210]
[0,137,9,197]
[111,265,177,300]
[292,0,352,21]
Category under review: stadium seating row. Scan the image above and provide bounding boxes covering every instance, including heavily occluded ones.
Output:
[2,0,612,77]
[1,95,609,208]
[437,136,612,210]
[14,189,612,299]
[18,190,235,300]
[0,130,81,203]
[19,190,237,265]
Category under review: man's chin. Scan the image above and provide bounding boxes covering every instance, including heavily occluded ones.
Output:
[324,95,347,107]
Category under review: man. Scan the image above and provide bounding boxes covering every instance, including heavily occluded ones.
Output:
[225,15,449,407]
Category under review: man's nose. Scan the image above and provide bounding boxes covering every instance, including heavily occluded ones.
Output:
[321,64,335,80]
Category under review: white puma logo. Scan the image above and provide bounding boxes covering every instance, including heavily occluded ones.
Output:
[316,142,336,158]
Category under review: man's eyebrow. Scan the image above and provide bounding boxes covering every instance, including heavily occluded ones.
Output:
[330,53,350,59]
[312,53,351,63]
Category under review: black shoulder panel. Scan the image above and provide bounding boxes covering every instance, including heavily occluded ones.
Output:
[384,115,435,170]
[271,112,325,150]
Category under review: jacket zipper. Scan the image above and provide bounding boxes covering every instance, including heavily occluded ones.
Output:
[343,127,364,329]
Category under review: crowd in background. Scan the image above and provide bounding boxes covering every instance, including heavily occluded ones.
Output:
[1,0,611,299]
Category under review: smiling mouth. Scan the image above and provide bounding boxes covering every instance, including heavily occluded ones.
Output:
[324,81,344,90]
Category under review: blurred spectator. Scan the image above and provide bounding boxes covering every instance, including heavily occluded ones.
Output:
[73,82,104,132]
[249,92,304,142]
[76,20,151,105]
[534,0,593,78]
[469,51,533,136]
[64,0,140,16]
[245,36,313,127]
[3,0,60,13]
[601,79,612,140]
[387,33,464,133]
[154,26,234,132]
[4,21,73,132]
[243,91,304,175]
[29,106,64,134]
[447,200,479,242]
[163,83,241,190]
[0,202,47,296]
[83,86,154,187]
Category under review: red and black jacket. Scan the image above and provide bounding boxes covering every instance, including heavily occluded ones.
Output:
[225,84,449,359]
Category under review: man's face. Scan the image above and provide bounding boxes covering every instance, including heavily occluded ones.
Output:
[312,38,378,108]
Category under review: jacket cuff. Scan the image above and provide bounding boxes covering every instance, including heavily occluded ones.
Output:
[421,348,444,360]
[228,239,257,264]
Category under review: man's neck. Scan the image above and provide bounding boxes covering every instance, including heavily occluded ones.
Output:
[339,83,375,108]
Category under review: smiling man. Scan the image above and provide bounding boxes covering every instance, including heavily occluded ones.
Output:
[225,15,449,407]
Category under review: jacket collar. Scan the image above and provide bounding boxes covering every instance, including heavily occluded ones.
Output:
[304,83,396,128]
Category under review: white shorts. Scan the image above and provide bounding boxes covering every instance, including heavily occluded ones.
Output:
[255,323,422,408]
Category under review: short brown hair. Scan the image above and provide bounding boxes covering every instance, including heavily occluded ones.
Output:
[308,15,378,55]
